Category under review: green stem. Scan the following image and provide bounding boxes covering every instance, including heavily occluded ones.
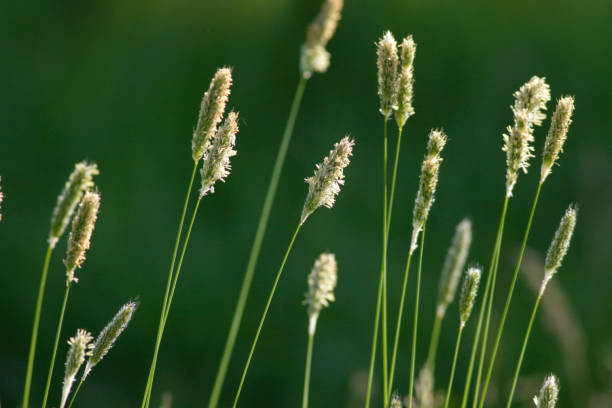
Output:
[142,161,198,408]
[364,264,383,408]
[232,223,302,408]
[41,283,71,408]
[425,310,444,370]
[302,328,315,408]
[382,120,389,406]
[67,378,84,408]
[443,327,464,408]
[477,183,542,408]
[505,295,542,408]
[22,244,53,408]
[207,75,307,408]
[386,126,404,231]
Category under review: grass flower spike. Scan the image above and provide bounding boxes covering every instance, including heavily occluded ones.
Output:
[437,219,472,316]
[304,252,338,334]
[377,31,399,118]
[192,67,233,162]
[300,0,343,78]
[49,161,99,248]
[60,329,93,408]
[459,267,481,328]
[533,375,559,408]
[541,96,575,182]
[390,394,403,408]
[301,136,354,224]
[64,191,100,285]
[395,35,416,128]
[199,111,239,197]
[541,204,577,294]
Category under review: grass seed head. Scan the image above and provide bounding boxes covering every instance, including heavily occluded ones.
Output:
[199,111,239,197]
[300,0,343,78]
[541,96,575,182]
[395,35,416,128]
[459,266,481,327]
[377,31,399,119]
[61,329,93,408]
[390,393,403,408]
[541,204,577,294]
[304,252,338,334]
[64,190,100,285]
[533,374,559,408]
[437,219,472,315]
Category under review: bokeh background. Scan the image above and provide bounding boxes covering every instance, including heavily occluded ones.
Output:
[1,0,611,406]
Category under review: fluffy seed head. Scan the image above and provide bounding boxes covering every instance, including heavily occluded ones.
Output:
[514,76,551,126]
[192,68,233,162]
[64,191,100,285]
[390,393,403,408]
[411,129,447,253]
[300,0,343,78]
[199,111,239,197]
[460,267,481,327]
[395,35,416,128]
[377,31,399,118]
[83,301,137,380]
[49,161,99,247]
[541,205,577,294]
[437,219,472,315]
[304,253,338,334]
[61,329,93,408]
[541,96,575,182]
[301,136,354,225]
[533,374,559,408]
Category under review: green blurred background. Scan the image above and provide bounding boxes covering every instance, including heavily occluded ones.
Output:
[1,0,611,406]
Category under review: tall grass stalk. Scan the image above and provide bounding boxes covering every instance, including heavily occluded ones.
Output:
[381,120,389,404]
[407,228,426,408]
[302,331,315,408]
[443,327,464,408]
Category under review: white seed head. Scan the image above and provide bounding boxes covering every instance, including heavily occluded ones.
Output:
[377,31,399,118]
[411,129,447,253]
[541,96,575,183]
[459,267,481,327]
[437,219,472,316]
[192,67,233,162]
[395,35,416,128]
[301,136,354,225]
[61,329,93,408]
[541,205,577,295]
[199,111,239,197]
[533,374,559,408]
[390,393,403,408]
[64,191,100,285]
[300,0,343,78]
[304,253,338,334]
[49,161,99,248]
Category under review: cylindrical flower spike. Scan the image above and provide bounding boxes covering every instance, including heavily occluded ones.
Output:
[64,191,101,285]
[390,393,403,408]
[49,161,99,248]
[437,219,472,316]
[301,136,354,225]
[199,111,239,197]
[304,253,338,335]
[459,267,481,328]
[60,329,93,408]
[503,76,551,197]
[377,31,399,119]
[541,204,577,295]
[191,67,233,162]
[410,129,447,253]
[300,0,343,78]
[541,96,575,183]
[533,374,559,408]
[82,301,137,380]
[395,35,416,128]
[415,366,434,408]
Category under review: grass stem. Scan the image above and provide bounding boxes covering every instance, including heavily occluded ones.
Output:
[302,331,315,408]
[443,327,464,408]
[382,120,389,405]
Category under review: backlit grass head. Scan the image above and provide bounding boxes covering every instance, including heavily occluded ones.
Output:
[533,374,559,408]
[541,96,575,183]
[459,266,481,328]
[377,31,399,119]
[395,35,416,128]
[541,204,577,294]
[300,0,343,78]
[64,190,100,285]
[437,219,472,316]
[304,252,338,334]
[199,111,239,197]
[61,329,93,408]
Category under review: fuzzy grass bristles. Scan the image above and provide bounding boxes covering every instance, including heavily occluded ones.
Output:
[300,0,343,78]
[437,219,472,316]
[304,252,338,334]
[64,191,100,285]
[199,111,239,197]
[60,329,93,408]
[192,67,233,162]
[541,96,575,182]
[390,393,403,408]
[541,204,577,294]
[459,267,481,328]
[395,35,416,128]
[300,135,354,224]
[377,31,399,118]
[533,375,560,408]
[49,161,99,248]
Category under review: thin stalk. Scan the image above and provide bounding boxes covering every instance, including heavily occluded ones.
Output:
[302,331,315,408]
[41,284,72,408]
[364,264,383,408]
[232,223,302,408]
[67,378,84,408]
[22,244,53,408]
[141,161,198,408]
[505,295,542,408]
[443,327,464,408]
[477,183,542,408]
[407,226,426,408]
[386,126,404,231]
[425,310,444,369]
[382,120,389,405]
[208,76,307,408]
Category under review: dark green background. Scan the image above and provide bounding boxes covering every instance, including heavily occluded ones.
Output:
[1,0,611,406]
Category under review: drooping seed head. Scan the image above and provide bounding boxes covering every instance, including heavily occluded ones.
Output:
[411,129,447,253]
[541,204,577,295]
[459,266,481,327]
[390,393,403,408]
[541,96,575,183]
[533,374,559,408]
[192,67,233,162]
[395,35,416,128]
[61,329,93,408]
[49,161,99,248]
[301,136,354,225]
[83,301,137,380]
[64,190,100,285]
[304,253,338,334]
[503,76,551,197]
[377,31,399,119]
[199,111,239,197]
[300,0,343,78]
[437,219,472,316]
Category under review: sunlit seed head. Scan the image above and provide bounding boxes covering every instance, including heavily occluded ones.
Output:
[300,0,343,78]
[199,111,239,197]
[390,393,403,408]
[395,35,416,128]
[304,252,338,334]
[533,374,559,408]
[541,96,575,183]
[61,329,93,408]
[541,204,577,295]
[437,219,472,315]
[64,190,100,285]
[377,31,399,118]
[459,266,481,327]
